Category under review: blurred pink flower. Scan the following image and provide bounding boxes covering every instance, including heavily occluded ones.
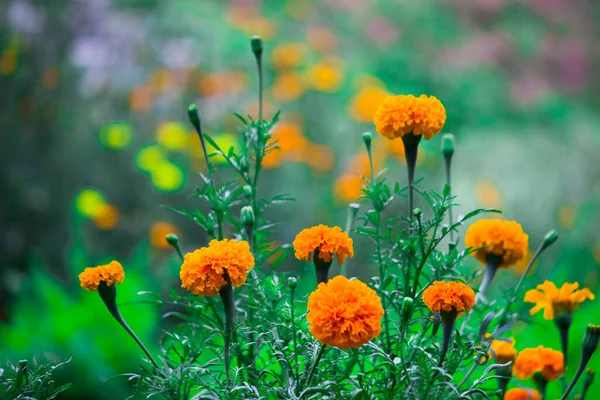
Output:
[367,17,399,46]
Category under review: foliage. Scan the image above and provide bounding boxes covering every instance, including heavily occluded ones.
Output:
[0,358,72,400]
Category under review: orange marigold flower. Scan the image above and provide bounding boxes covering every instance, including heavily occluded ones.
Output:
[180,239,255,296]
[307,275,383,349]
[513,346,564,381]
[293,225,354,265]
[524,281,595,320]
[490,338,518,364]
[465,219,529,268]
[79,260,125,291]
[422,281,476,316]
[373,94,446,140]
[504,388,541,400]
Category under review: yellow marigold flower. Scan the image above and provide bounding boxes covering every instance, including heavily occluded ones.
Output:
[180,239,255,296]
[422,281,475,316]
[524,281,595,320]
[293,225,354,265]
[465,219,529,268]
[504,388,541,400]
[373,94,446,140]
[513,346,564,381]
[307,275,383,349]
[349,85,390,123]
[79,261,125,291]
[490,338,518,364]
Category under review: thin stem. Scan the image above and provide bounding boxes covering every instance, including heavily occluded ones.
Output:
[98,283,159,369]
[305,344,327,388]
[290,287,299,378]
[561,353,592,400]
[340,205,358,277]
[219,283,234,386]
[457,362,478,390]
[217,211,224,240]
[444,156,454,242]
[251,41,264,234]
[411,214,427,297]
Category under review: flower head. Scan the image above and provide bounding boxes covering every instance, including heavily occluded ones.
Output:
[307,276,383,349]
[524,281,594,320]
[373,94,446,140]
[513,346,564,381]
[504,388,541,400]
[490,338,518,364]
[79,261,125,291]
[422,281,476,316]
[465,219,528,268]
[180,239,255,296]
[293,225,354,265]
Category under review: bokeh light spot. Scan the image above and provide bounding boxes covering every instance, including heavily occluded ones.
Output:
[75,189,106,218]
[150,161,185,192]
[156,121,190,150]
[136,145,165,172]
[99,122,133,151]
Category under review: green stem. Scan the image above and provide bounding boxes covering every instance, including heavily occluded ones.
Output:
[290,287,299,378]
[340,205,357,277]
[402,133,421,219]
[305,345,327,388]
[457,362,478,390]
[219,283,234,386]
[444,155,454,242]
[250,39,264,240]
[98,282,158,369]
[561,353,592,400]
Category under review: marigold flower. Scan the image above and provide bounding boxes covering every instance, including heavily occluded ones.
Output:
[79,261,125,291]
[524,281,595,320]
[513,346,564,381]
[307,275,383,349]
[373,94,446,140]
[465,219,528,268]
[293,225,354,265]
[504,388,541,400]
[423,281,475,316]
[180,239,255,296]
[490,338,518,364]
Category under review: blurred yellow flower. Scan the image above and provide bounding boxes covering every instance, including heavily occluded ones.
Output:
[476,180,503,209]
[307,27,338,53]
[271,72,305,102]
[306,62,343,93]
[136,145,165,172]
[149,69,174,93]
[198,71,247,97]
[305,143,334,171]
[150,161,185,192]
[262,122,308,168]
[349,85,390,123]
[93,204,120,230]
[156,121,189,150]
[150,221,181,249]
[75,188,106,218]
[0,49,17,76]
[128,85,153,112]
[334,173,365,203]
[524,281,595,320]
[558,204,576,230]
[99,122,133,151]
[513,346,563,381]
[271,43,306,70]
[489,338,517,364]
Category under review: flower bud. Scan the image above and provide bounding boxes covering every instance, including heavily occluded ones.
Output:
[241,206,254,226]
[583,368,595,392]
[166,233,180,247]
[413,208,422,218]
[362,132,372,152]
[583,324,600,356]
[187,104,201,131]
[442,133,455,157]
[250,36,263,57]
[288,276,298,289]
[402,297,413,323]
[243,185,252,199]
[542,229,558,250]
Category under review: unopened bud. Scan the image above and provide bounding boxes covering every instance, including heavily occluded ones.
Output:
[583,368,595,391]
[250,36,263,57]
[187,104,201,131]
[166,233,180,247]
[241,206,254,226]
[402,297,413,323]
[362,132,372,152]
[442,133,455,157]
[542,229,559,250]
[413,208,422,218]
[288,276,298,289]
[243,185,252,199]
[583,324,600,356]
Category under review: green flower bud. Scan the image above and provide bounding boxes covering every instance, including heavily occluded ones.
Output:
[166,233,179,247]
[288,276,298,289]
[241,206,254,226]
[402,297,413,323]
[542,229,559,250]
[583,324,600,356]
[583,368,595,392]
[413,208,422,218]
[250,36,263,56]
[187,104,201,131]
[362,132,372,152]
[243,185,252,199]
[442,133,455,157]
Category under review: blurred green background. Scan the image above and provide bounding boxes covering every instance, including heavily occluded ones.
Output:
[1,0,599,398]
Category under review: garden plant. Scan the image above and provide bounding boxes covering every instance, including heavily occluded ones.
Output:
[3,36,599,400]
